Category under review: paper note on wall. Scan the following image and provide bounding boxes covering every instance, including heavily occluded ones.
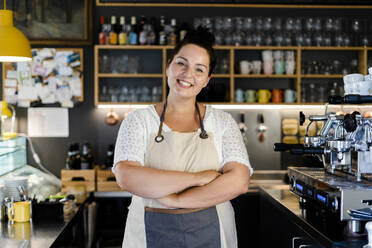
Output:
[27,108,69,137]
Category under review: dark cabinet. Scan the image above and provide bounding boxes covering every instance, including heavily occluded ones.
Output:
[259,192,327,248]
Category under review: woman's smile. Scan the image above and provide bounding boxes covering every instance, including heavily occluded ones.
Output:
[177,79,193,88]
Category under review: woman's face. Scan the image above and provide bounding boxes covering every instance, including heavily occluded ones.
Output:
[166,44,211,99]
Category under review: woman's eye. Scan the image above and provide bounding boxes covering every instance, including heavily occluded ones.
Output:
[177,61,185,66]
[196,68,204,73]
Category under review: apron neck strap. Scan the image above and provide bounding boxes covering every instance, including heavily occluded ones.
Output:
[155,100,208,143]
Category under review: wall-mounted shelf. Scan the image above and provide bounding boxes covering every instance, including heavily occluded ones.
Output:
[95,45,372,105]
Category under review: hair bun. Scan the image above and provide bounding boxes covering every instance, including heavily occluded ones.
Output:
[184,26,215,46]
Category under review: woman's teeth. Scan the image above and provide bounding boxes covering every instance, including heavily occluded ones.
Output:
[179,80,192,87]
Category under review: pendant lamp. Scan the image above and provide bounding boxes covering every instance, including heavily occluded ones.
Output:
[0,0,31,62]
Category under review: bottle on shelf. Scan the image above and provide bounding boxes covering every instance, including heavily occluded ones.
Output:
[129,16,138,45]
[147,17,157,45]
[158,16,167,45]
[168,18,178,45]
[118,16,127,45]
[81,142,94,170]
[179,21,190,41]
[98,16,107,45]
[109,16,118,45]
[139,15,148,45]
[65,143,81,170]
[104,144,114,169]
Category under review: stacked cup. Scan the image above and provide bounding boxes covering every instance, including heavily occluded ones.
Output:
[273,50,285,75]
[343,68,372,96]
[285,51,296,75]
[262,50,273,75]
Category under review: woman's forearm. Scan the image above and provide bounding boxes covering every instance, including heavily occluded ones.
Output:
[114,161,220,198]
[160,163,250,209]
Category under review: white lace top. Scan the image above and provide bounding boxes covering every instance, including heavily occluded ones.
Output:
[113,105,253,175]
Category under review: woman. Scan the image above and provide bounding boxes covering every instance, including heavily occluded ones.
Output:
[113,27,253,248]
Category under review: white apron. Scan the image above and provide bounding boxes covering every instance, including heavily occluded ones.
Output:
[122,107,237,248]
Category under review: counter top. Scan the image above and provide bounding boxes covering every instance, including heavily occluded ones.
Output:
[0,202,83,248]
[260,185,369,248]
[0,219,67,248]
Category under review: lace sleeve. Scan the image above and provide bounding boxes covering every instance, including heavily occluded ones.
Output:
[113,111,146,171]
[221,113,253,175]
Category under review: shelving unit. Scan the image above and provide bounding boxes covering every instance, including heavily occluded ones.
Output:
[95,45,372,105]
[94,2,372,106]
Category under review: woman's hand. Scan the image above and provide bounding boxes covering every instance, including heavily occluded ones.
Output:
[194,170,221,186]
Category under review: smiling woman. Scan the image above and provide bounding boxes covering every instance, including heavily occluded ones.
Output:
[113,27,253,248]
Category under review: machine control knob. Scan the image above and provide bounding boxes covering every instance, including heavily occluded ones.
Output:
[363,222,372,248]
[343,113,358,133]
[330,197,339,211]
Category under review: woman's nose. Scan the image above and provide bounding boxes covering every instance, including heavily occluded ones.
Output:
[181,66,193,78]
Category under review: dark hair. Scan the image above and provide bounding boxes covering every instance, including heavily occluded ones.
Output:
[167,27,216,76]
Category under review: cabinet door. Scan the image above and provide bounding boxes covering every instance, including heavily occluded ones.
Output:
[260,195,326,248]
[231,192,260,247]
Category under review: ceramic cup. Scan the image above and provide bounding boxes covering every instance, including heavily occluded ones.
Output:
[252,60,262,74]
[358,80,372,95]
[235,88,245,102]
[263,61,274,75]
[272,89,284,103]
[284,89,297,103]
[343,73,364,95]
[257,89,272,103]
[273,50,284,60]
[274,60,285,75]
[8,201,31,223]
[239,60,253,74]
[245,89,257,102]
[285,60,296,75]
[262,50,273,61]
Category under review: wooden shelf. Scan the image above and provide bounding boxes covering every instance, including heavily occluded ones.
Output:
[97,73,163,78]
[96,45,167,50]
[234,74,297,78]
[96,1,372,9]
[95,45,372,50]
[212,74,230,78]
[300,47,365,51]
[97,102,157,105]
[232,46,298,50]
[301,74,344,78]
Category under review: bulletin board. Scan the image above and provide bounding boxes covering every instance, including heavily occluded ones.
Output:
[2,48,84,108]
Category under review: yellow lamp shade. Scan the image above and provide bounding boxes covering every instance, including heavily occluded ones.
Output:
[0,101,12,117]
[0,10,31,62]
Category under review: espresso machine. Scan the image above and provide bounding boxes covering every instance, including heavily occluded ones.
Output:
[274,94,372,239]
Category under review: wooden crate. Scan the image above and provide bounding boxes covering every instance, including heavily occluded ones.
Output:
[96,170,121,192]
[61,169,96,192]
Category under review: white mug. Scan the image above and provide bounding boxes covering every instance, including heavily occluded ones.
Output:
[262,50,273,61]
[273,50,283,61]
[240,60,253,74]
[358,80,372,95]
[344,73,364,95]
[252,60,262,74]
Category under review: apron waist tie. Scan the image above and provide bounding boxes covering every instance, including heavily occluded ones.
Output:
[145,206,211,214]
